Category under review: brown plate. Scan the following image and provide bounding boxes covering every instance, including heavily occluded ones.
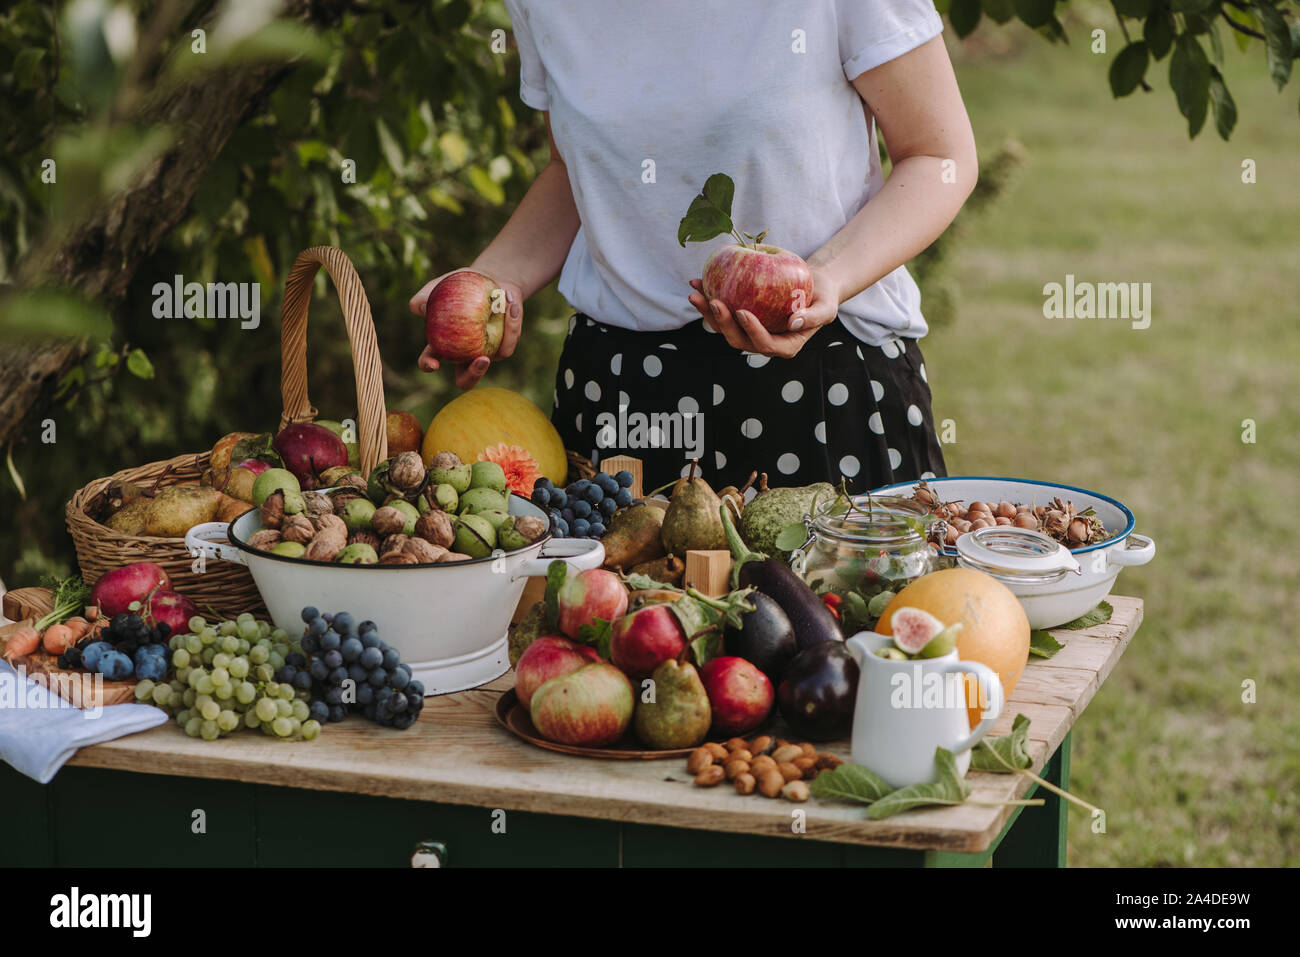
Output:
[494,688,705,759]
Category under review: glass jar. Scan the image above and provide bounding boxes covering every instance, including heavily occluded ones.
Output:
[792,495,946,602]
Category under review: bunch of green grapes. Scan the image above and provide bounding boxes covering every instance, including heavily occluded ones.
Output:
[135,613,322,742]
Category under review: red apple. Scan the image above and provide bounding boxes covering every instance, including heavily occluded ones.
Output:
[221,458,271,503]
[557,569,629,640]
[609,604,685,680]
[90,562,172,618]
[425,270,506,363]
[273,422,348,489]
[701,243,813,332]
[529,662,635,747]
[514,635,602,708]
[146,590,199,636]
[700,656,773,736]
[386,410,424,456]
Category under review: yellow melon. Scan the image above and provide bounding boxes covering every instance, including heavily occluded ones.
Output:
[877,567,1030,728]
[422,387,567,483]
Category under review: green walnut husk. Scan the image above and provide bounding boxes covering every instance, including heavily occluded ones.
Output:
[469,460,507,493]
[453,513,496,558]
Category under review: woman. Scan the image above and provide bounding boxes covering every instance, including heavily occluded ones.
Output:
[412,0,975,493]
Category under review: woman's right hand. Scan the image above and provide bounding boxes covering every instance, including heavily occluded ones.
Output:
[409,269,525,390]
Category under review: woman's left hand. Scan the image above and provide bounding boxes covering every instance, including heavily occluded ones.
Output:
[687,266,842,358]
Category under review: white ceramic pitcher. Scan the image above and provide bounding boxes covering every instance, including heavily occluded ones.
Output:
[844,632,1005,789]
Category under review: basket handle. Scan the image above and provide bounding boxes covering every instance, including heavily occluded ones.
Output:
[279,246,389,477]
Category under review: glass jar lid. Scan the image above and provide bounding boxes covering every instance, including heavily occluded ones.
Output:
[955,526,1080,584]
[811,494,935,546]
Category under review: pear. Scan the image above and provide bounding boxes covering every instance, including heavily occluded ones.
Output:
[633,653,712,749]
[660,460,726,556]
[600,501,666,570]
[142,486,222,537]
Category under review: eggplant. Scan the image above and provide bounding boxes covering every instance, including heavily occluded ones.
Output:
[721,504,843,651]
[777,641,860,741]
[723,592,797,684]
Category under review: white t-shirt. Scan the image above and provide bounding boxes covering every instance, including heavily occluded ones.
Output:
[503,0,944,346]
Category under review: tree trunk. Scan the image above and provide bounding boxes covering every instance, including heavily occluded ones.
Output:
[0,1,343,449]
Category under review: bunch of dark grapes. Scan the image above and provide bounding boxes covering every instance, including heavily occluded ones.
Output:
[295,607,425,730]
[61,612,171,682]
[530,470,634,539]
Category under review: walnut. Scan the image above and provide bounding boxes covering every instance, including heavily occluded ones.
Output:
[371,505,408,537]
[388,452,427,493]
[247,529,282,551]
[430,451,462,470]
[380,551,419,565]
[414,510,454,549]
[312,513,347,538]
[302,490,334,520]
[437,551,473,563]
[402,538,446,564]
[304,534,346,563]
[281,514,315,544]
[260,491,285,529]
[348,530,380,550]
[513,515,547,543]
[336,472,367,491]
[380,533,409,557]
[328,489,363,512]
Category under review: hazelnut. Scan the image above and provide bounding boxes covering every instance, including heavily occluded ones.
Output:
[436,551,473,563]
[371,506,407,537]
[312,513,347,538]
[815,754,844,771]
[703,742,729,761]
[694,766,725,787]
[757,770,785,798]
[380,552,418,565]
[280,514,315,544]
[777,762,803,783]
[414,510,455,548]
[734,773,756,796]
[782,781,810,802]
[260,491,285,529]
[799,743,817,759]
[724,737,749,752]
[686,748,713,774]
[723,758,751,781]
[348,530,380,550]
[388,452,427,493]
[402,538,446,563]
[380,533,409,557]
[729,749,753,764]
[793,756,818,778]
[247,529,282,551]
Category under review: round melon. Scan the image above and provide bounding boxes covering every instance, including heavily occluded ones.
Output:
[422,387,567,483]
[877,568,1030,728]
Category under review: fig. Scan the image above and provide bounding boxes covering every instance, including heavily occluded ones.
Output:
[917,622,963,659]
[889,606,946,655]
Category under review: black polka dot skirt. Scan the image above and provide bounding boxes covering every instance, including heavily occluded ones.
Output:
[550,314,947,493]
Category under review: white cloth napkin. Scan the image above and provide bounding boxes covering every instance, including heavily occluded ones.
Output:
[0,660,169,783]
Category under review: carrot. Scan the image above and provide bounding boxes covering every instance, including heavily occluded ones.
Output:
[43,623,76,655]
[3,625,41,660]
[63,617,90,641]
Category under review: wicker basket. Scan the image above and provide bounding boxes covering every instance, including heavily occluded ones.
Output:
[65,246,391,620]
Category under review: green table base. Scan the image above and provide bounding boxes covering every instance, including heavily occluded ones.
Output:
[0,734,1070,867]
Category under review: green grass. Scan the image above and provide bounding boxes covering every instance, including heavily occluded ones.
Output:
[934,26,1300,866]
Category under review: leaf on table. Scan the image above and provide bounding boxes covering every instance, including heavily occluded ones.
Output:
[864,748,972,819]
[808,762,894,805]
[971,713,1033,772]
[1029,629,1064,658]
[1057,600,1112,630]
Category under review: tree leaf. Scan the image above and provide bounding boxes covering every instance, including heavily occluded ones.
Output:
[1109,41,1150,97]
[6,445,27,501]
[1171,0,1214,13]
[865,748,972,819]
[1111,0,1152,17]
[949,0,983,38]
[1252,1,1294,89]
[971,713,1033,772]
[126,348,154,379]
[466,164,505,204]
[1144,12,1175,60]
[1223,7,1259,53]
[1029,629,1065,658]
[1057,600,1113,630]
[981,0,1016,25]
[1013,0,1056,29]
[808,762,894,804]
[1170,33,1211,137]
[1208,67,1238,140]
[544,559,568,630]
[677,172,736,246]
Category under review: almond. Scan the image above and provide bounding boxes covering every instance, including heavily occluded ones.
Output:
[686,747,713,774]
[694,766,725,787]
[724,758,750,781]
[734,773,756,796]
[782,780,810,802]
[750,755,778,777]
[704,742,729,761]
[758,770,785,798]
[772,744,803,764]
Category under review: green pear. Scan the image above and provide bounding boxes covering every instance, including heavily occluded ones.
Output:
[633,654,712,749]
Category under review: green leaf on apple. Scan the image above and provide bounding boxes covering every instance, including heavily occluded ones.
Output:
[576,617,613,660]
[229,432,283,469]
[621,572,682,592]
[689,627,724,669]
[543,559,568,631]
[676,172,736,247]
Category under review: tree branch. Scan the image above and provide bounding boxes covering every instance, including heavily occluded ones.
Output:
[1221,9,1267,40]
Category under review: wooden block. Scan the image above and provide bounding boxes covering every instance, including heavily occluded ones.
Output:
[684,550,732,597]
[599,455,642,497]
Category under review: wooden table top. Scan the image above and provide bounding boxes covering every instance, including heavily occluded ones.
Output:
[3,588,1142,853]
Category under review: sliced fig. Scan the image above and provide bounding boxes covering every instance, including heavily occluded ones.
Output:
[889,606,946,655]
[917,622,963,659]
